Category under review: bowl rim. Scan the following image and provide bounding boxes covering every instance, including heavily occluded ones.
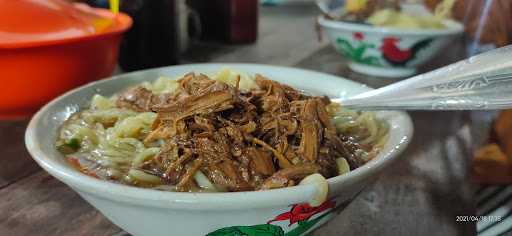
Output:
[25,63,413,211]
[318,15,464,36]
[0,8,132,49]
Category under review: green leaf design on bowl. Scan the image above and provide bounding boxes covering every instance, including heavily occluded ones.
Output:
[336,38,381,67]
[206,211,332,236]
[206,224,284,236]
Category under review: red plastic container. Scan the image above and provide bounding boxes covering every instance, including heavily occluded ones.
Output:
[0,0,132,119]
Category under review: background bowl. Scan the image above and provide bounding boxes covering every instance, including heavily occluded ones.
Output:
[318,15,464,78]
[25,64,413,236]
[0,7,131,120]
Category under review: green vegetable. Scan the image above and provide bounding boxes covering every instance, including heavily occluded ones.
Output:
[56,138,81,154]
[66,138,81,149]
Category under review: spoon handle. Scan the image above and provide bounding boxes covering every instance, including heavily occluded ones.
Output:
[335,45,512,110]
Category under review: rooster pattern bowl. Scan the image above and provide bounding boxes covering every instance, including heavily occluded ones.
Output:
[318,16,464,78]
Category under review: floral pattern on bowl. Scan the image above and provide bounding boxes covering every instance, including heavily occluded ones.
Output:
[335,32,381,66]
[318,16,464,78]
[207,199,340,236]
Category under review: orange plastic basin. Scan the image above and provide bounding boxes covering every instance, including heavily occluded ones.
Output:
[0,0,132,119]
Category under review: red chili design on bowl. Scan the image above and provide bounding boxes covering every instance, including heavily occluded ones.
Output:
[267,200,336,226]
[353,32,364,41]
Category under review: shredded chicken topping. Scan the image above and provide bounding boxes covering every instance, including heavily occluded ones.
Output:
[115,73,368,192]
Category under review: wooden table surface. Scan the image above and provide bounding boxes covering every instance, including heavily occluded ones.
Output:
[0,5,479,236]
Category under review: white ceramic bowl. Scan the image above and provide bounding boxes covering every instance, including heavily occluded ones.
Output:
[25,64,413,236]
[318,15,464,78]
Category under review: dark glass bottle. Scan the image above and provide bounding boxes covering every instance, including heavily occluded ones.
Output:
[189,0,258,44]
[118,0,179,71]
[225,0,258,43]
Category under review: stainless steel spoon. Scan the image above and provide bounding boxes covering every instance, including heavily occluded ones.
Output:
[332,45,512,110]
